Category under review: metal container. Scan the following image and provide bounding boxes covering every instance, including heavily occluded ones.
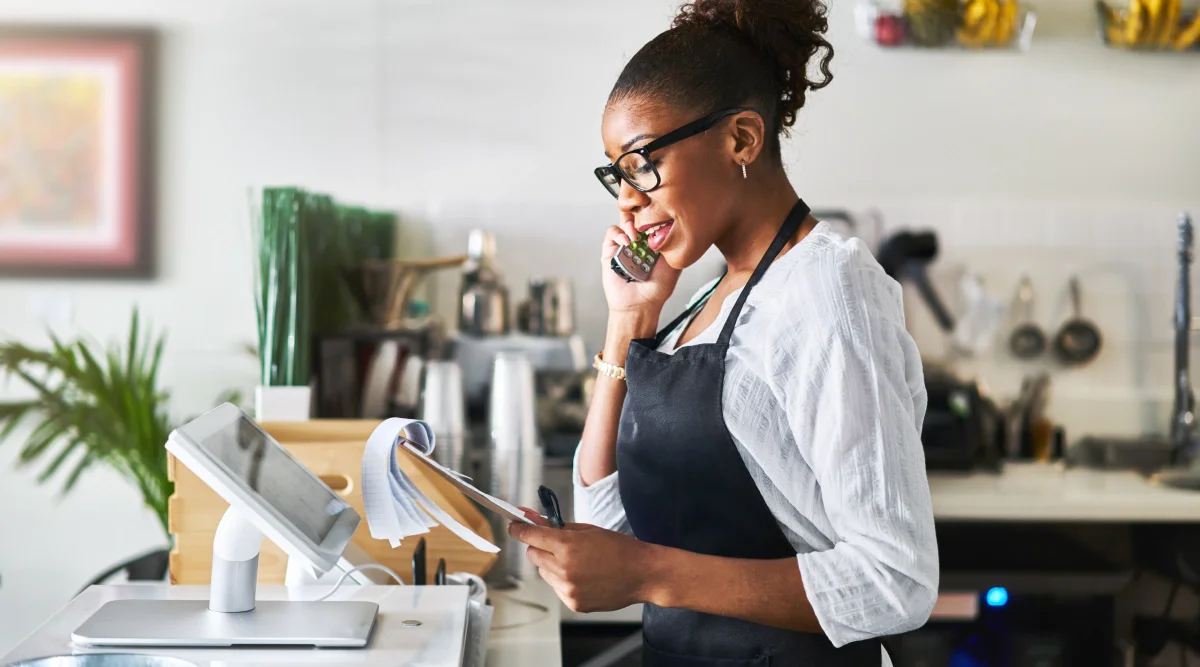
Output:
[421,360,467,471]
[4,657,197,667]
[522,277,574,337]
[458,230,510,336]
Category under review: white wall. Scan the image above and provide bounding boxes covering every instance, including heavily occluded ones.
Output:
[0,0,1198,655]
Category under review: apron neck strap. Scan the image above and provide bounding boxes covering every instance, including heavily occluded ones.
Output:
[715,198,811,348]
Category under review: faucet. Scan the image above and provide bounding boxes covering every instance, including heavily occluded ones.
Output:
[1171,213,1196,466]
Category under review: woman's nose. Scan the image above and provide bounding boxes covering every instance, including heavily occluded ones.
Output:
[616,180,649,215]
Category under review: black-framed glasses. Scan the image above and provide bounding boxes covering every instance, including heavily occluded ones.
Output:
[594,107,758,198]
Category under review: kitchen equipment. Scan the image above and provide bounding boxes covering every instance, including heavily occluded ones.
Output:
[342,256,466,331]
[519,277,575,336]
[877,230,956,332]
[921,366,1003,471]
[1052,276,1103,366]
[449,332,588,417]
[1008,275,1047,359]
[421,360,468,471]
[3,658,197,667]
[459,230,510,336]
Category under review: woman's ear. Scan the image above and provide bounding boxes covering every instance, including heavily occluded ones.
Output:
[727,111,766,168]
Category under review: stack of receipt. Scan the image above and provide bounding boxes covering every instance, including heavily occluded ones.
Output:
[361,417,530,552]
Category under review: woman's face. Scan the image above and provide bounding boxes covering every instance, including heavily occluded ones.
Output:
[600,98,745,271]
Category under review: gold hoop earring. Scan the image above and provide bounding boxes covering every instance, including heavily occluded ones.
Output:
[741,161,747,180]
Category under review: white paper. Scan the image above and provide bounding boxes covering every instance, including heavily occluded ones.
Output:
[361,418,521,553]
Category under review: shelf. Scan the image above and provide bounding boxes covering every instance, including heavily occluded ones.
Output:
[855,0,1038,51]
[1096,0,1200,51]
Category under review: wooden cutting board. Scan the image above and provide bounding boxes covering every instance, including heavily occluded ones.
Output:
[167,419,497,585]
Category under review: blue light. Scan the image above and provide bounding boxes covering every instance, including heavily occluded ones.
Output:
[985,587,1008,607]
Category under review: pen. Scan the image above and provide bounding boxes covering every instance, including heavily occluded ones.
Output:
[435,558,447,586]
[538,485,565,529]
[413,537,427,586]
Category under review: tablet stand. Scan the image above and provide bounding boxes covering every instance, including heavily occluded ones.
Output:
[70,505,380,648]
[210,506,267,612]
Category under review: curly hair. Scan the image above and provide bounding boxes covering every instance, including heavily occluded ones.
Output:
[609,0,834,161]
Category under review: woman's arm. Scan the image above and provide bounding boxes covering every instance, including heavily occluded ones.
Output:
[510,519,823,632]
[576,314,656,485]
[771,250,939,646]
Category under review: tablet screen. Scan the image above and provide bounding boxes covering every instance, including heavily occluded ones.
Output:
[202,415,354,545]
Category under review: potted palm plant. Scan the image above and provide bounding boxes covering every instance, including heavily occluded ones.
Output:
[0,309,174,534]
[0,309,246,588]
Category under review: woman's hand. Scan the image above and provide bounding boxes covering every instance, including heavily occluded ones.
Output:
[508,514,657,613]
[601,222,680,318]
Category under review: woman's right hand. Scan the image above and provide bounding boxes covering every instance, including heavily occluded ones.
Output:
[600,222,681,319]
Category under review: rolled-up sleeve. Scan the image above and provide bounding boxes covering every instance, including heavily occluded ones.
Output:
[772,253,939,646]
[571,444,633,534]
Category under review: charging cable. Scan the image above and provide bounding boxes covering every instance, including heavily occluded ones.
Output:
[311,563,405,602]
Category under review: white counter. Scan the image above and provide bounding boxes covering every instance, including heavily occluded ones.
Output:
[1,582,561,667]
[928,463,1200,522]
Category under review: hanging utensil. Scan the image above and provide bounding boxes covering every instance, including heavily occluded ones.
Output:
[1008,275,1047,359]
[1052,276,1102,366]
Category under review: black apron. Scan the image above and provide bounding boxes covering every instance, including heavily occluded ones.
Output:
[616,199,884,666]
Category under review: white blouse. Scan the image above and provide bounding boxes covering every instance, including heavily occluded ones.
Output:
[573,222,939,657]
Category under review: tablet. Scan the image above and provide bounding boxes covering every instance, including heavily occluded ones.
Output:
[166,403,360,574]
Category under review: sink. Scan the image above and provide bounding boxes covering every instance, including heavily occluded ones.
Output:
[4,656,197,667]
[1149,468,1200,492]
[1066,436,1174,475]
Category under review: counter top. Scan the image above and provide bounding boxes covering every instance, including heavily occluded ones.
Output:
[928,462,1200,522]
[1,582,561,667]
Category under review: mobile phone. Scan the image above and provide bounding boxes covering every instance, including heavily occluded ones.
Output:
[610,231,660,282]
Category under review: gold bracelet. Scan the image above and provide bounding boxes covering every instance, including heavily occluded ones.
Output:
[593,352,626,381]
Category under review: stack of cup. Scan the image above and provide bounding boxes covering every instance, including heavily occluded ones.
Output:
[487,352,543,585]
[421,360,467,473]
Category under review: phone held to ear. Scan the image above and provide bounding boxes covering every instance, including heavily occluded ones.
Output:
[611,230,660,283]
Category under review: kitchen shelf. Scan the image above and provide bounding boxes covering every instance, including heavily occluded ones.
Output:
[1096,0,1200,51]
[855,0,1038,51]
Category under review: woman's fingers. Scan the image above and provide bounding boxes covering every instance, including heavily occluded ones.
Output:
[602,225,630,263]
[517,506,552,527]
[524,545,564,577]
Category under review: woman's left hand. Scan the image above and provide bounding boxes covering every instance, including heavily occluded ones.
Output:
[507,512,658,613]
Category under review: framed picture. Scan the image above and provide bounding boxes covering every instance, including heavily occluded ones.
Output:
[0,26,157,278]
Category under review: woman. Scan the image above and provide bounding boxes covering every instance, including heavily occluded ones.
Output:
[508,1,939,664]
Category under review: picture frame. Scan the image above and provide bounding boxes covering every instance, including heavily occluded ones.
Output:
[0,26,158,279]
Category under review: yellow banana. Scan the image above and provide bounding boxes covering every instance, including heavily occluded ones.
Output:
[979,0,1003,44]
[958,0,997,46]
[963,0,989,28]
[994,0,1019,45]
[1125,0,1146,45]
[1158,0,1180,45]
[1101,2,1128,46]
[1173,8,1200,49]
[1144,0,1163,45]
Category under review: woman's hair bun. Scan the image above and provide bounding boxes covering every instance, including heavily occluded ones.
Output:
[672,0,834,131]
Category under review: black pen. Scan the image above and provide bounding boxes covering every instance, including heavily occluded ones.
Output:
[435,558,447,586]
[538,485,565,529]
[412,537,427,586]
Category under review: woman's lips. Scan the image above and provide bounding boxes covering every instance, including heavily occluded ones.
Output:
[646,221,673,252]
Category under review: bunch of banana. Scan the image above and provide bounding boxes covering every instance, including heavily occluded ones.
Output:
[958,0,1021,47]
[1103,0,1200,50]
